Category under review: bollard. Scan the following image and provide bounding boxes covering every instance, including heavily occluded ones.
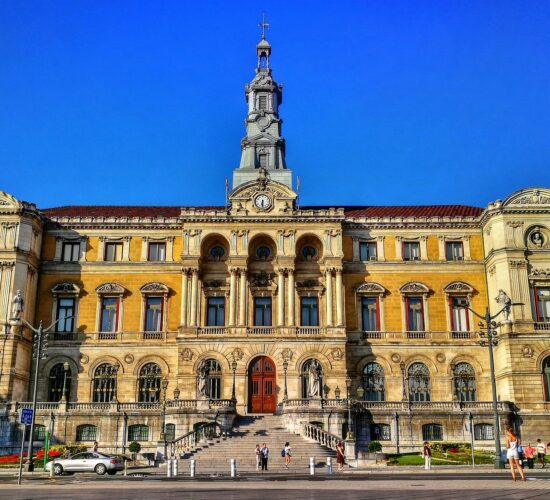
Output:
[167,459,172,478]
[190,459,196,478]
[309,456,315,475]
[50,459,55,478]
[230,458,236,478]
[172,458,178,477]
[124,458,128,476]
[326,456,333,475]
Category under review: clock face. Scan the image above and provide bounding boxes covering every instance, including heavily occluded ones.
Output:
[254,194,272,210]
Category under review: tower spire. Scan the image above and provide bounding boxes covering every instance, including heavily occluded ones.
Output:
[258,13,270,40]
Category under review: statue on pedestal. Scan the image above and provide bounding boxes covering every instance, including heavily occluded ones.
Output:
[10,290,24,322]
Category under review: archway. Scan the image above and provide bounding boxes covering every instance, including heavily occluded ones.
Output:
[248,356,277,413]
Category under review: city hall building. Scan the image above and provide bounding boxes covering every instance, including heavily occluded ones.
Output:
[0,33,549,459]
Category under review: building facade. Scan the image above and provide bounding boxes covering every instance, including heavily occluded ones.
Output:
[0,34,549,458]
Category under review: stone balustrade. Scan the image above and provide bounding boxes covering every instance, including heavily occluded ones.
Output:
[302,422,341,451]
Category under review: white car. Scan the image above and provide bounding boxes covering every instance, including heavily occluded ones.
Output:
[45,452,124,475]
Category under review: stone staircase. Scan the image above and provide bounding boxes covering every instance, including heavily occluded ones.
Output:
[180,414,338,472]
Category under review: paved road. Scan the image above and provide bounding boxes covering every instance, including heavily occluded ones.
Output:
[1,475,550,499]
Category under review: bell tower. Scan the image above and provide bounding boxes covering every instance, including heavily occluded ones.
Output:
[232,17,293,190]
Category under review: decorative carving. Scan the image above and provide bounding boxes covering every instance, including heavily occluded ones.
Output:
[391,353,401,363]
[95,283,126,295]
[521,345,534,358]
[488,264,496,276]
[297,279,320,288]
[140,282,169,294]
[510,259,527,269]
[257,166,270,190]
[10,290,24,321]
[52,282,80,296]
[281,348,293,362]
[203,280,225,288]
[530,268,550,278]
[80,354,89,365]
[526,226,549,249]
[355,282,386,294]
[330,348,345,361]
[436,353,446,363]
[444,281,474,294]
[180,348,194,362]
[506,221,524,228]
[231,347,244,361]
[400,282,430,294]
[495,289,512,321]
[124,354,134,364]
[250,271,274,287]
[509,189,550,205]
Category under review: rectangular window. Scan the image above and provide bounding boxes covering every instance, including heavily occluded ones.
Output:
[446,241,464,261]
[406,297,424,331]
[403,242,421,261]
[62,242,80,262]
[104,242,123,262]
[450,296,469,332]
[56,298,75,332]
[359,242,377,261]
[535,287,550,322]
[145,297,163,331]
[100,297,119,332]
[165,423,176,442]
[371,424,391,441]
[422,424,443,441]
[128,425,149,442]
[474,423,494,440]
[148,242,166,262]
[361,297,379,331]
[259,153,268,168]
[254,297,272,326]
[207,297,225,326]
[301,297,319,326]
[258,95,267,110]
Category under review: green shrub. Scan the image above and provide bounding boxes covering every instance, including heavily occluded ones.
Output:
[128,441,141,454]
[368,441,382,452]
[430,442,470,453]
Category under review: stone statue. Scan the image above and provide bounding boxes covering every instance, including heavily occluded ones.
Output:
[531,231,544,247]
[257,166,270,190]
[307,360,321,398]
[495,289,512,321]
[10,290,24,321]
[197,365,208,397]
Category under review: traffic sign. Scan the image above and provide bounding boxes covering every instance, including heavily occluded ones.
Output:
[20,408,33,425]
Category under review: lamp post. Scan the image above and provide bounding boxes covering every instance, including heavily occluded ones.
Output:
[399,361,407,401]
[345,376,353,440]
[160,378,169,459]
[173,387,180,400]
[465,296,523,469]
[334,386,341,400]
[283,360,289,400]
[231,360,237,403]
[61,361,70,402]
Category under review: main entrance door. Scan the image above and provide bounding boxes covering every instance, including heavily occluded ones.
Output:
[249,356,277,413]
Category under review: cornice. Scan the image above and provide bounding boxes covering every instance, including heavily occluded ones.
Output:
[344,220,481,230]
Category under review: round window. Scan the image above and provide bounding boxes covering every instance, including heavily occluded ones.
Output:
[302,246,317,260]
[210,246,225,260]
[256,246,271,260]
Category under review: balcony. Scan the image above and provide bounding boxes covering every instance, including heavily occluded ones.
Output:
[196,326,227,336]
[535,322,550,331]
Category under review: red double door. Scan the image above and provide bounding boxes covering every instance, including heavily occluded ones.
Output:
[249,356,277,413]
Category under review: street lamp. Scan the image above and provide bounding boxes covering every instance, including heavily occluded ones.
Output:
[160,378,169,459]
[399,361,407,401]
[345,376,353,440]
[465,296,523,469]
[60,361,70,402]
[334,386,341,400]
[173,387,180,400]
[231,360,237,403]
[282,360,289,400]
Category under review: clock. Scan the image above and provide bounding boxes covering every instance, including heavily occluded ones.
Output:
[254,194,272,210]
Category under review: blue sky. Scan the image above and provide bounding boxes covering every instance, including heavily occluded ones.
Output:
[1,1,549,208]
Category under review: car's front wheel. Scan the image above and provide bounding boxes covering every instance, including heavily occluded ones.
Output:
[95,463,107,476]
[53,464,64,476]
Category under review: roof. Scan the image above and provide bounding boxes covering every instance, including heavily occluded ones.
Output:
[42,204,484,219]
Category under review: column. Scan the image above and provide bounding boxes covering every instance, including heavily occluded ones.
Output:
[287,269,295,326]
[238,269,247,326]
[229,268,237,326]
[180,269,189,326]
[335,268,344,326]
[189,269,199,327]
[277,269,285,327]
[326,269,333,326]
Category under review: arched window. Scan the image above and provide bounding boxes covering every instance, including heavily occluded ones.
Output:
[363,363,385,401]
[128,424,149,441]
[165,423,176,442]
[197,359,222,399]
[92,363,118,403]
[474,423,494,440]
[301,359,323,399]
[48,363,71,402]
[422,423,443,441]
[543,356,550,402]
[76,424,97,442]
[408,362,430,402]
[453,362,476,402]
[138,363,162,402]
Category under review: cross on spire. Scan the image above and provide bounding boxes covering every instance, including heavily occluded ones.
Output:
[258,13,270,40]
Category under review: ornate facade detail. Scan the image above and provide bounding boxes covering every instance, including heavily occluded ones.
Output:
[95,283,126,295]
[250,271,274,288]
[521,345,534,359]
[80,354,89,365]
[509,259,527,269]
[436,353,446,363]
[281,348,293,362]
[51,282,80,296]
[140,282,170,294]
[231,347,244,361]
[391,353,402,363]
[180,348,194,362]
[530,268,550,278]
[444,281,474,294]
[400,282,430,294]
[526,226,548,249]
[330,348,345,362]
[124,354,134,364]
[354,282,386,295]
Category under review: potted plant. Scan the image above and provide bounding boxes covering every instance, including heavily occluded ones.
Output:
[128,441,141,465]
[367,440,385,463]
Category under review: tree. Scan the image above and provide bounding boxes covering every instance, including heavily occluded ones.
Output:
[128,441,141,464]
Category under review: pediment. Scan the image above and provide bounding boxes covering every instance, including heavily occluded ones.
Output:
[245,133,279,145]
[503,188,550,208]
[229,178,297,216]
[96,283,127,295]
[0,191,22,212]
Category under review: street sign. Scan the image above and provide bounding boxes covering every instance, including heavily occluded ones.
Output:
[20,408,33,425]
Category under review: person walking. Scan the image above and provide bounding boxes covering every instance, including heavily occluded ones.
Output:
[336,440,345,471]
[260,443,269,471]
[255,444,261,471]
[423,441,432,470]
[93,441,99,453]
[283,442,292,469]
[524,443,536,469]
[506,428,526,481]
[536,439,546,468]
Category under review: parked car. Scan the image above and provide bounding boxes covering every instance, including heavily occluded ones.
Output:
[45,452,124,476]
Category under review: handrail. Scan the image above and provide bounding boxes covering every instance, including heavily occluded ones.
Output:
[302,423,342,451]
[168,421,222,458]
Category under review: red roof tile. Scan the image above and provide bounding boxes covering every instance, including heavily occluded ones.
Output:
[338,205,483,218]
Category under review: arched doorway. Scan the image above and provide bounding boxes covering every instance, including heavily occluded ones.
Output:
[248,356,276,413]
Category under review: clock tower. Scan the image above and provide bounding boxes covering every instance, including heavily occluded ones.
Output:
[232,21,293,190]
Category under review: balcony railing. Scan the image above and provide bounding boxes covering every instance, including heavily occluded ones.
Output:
[535,322,550,331]
[406,330,429,339]
[247,326,275,335]
[296,326,324,335]
[196,326,227,336]
[450,331,471,339]
[362,330,384,339]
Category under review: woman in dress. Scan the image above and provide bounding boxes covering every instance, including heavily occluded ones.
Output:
[255,444,261,471]
[506,427,526,481]
[336,440,345,471]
